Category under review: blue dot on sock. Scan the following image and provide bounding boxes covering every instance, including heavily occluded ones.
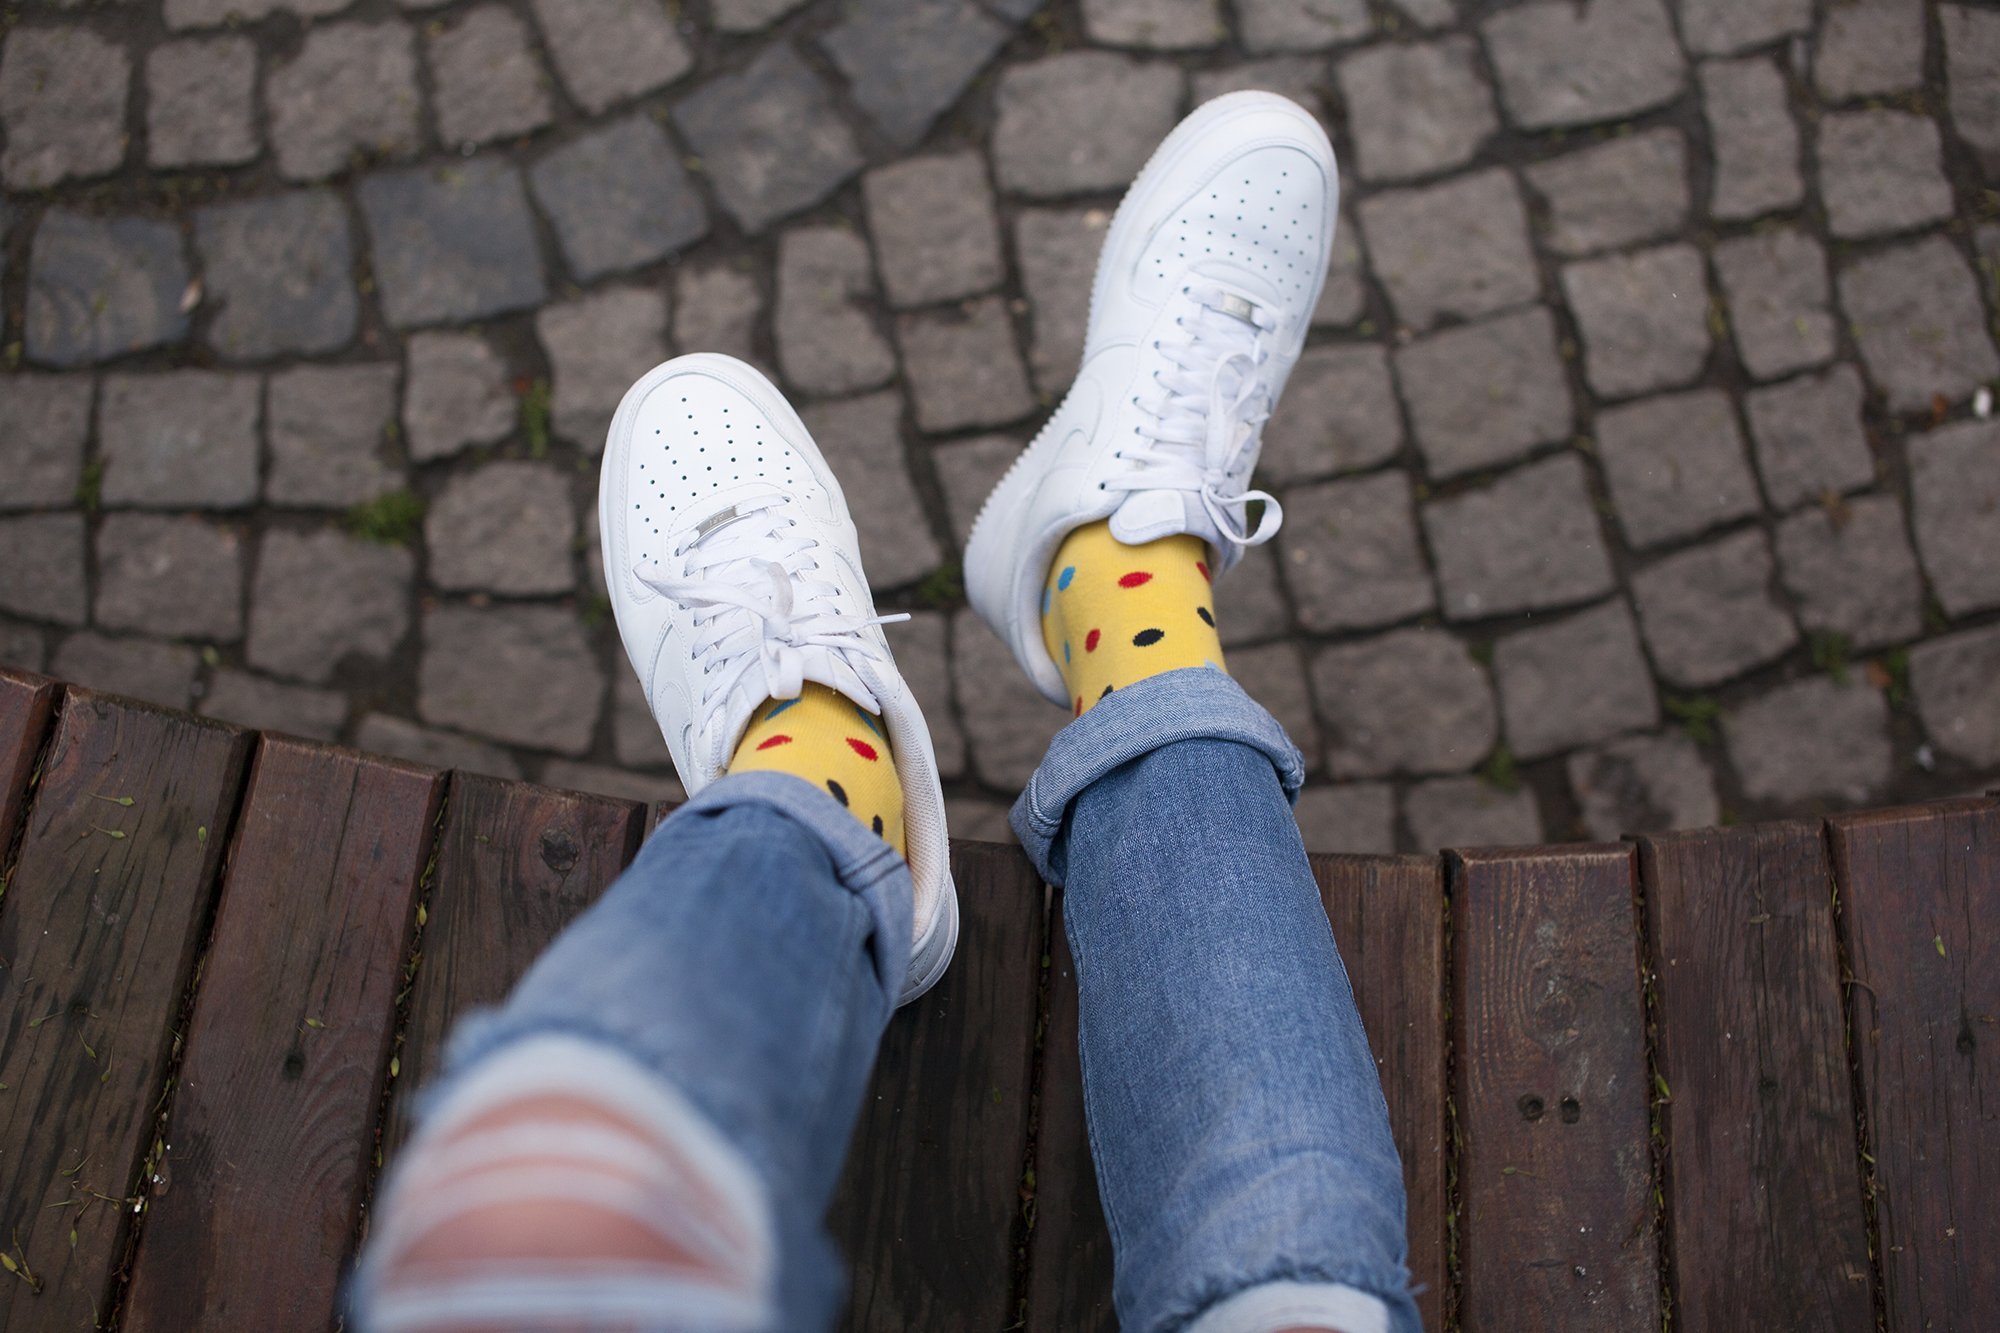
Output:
[766,697,801,720]
[1041,588,1052,616]
[1057,566,1076,590]
[852,704,881,736]
[1063,640,1071,663]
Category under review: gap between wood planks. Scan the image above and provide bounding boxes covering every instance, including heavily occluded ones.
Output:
[1628,840,1676,1333]
[1818,819,1891,1333]
[0,681,66,915]
[1439,853,1462,1332]
[1005,884,1058,1332]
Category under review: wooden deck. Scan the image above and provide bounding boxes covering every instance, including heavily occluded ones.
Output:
[0,668,1993,1331]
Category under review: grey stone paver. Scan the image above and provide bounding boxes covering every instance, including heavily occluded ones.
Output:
[713,0,812,33]
[99,371,262,509]
[26,211,190,369]
[1940,4,2000,172]
[1338,36,1498,183]
[1700,57,1804,221]
[360,160,547,328]
[1481,0,1686,129]
[1713,229,1838,382]
[1220,543,1292,648]
[820,0,1012,148]
[864,153,1005,309]
[1358,169,1539,331]
[531,115,709,282]
[1818,110,1954,240]
[0,514,88,625]
[1313,627,1497,779]
[1279,470,1436,634]
[428,5,553,147]
[419,603,602,755]
[267,364,402,508]
[672,44,861,234]
[954,610,1065,789]
[1521,128,1689,258]
[1404,776,1543,850]
[1775,494,1923,653]
[1910,625,2000,769]
[1230,641,1320,760]
[992,53,1184,198]
[674,264,765,368]
[147,37,259,169]
[894,611,963,780]
[166,0,351,28]
[0,375,92,511]
[404,333,516,462]
[427,462,577,595]
[1594,388,1761,549]
[196,190,357,361]
[1839,236,2000,414]
[799,392,943,588]
[934,433,1020,546]
[1907,420,2000,617]
[0,26,128,189]
[1190,56,1327,112]
[1568,731,1721,839]
[896,298,1036,433]
[1815,0,1927,100]
[1396,306,1573,480]
[537,285,669,454]
[1744,365,1875,511]
[1495,598,1659,760]
[1014,207,1111,395]
[1631,529,1798,688]
[774,227,897,397]
[1236,0,1368,54]
[612,670,674,771]
[94,514,245,642]
[530,0,693,115]
[1562,243,1712,399]
[1082,0,1221,49]
[1260,345,1402,485]
[266,21,421,182]
[1677,0,1812,56]
[247,528,412,683]
[541,760,686,808]
[200,670,348,740]
[357,713,522,780]
[1725,677,1891,805]
[52,632,198,710]
[0,622,43,673]
[1423,454,1615,621]
[1293,783,1395,856]
[1315,209,1368,328]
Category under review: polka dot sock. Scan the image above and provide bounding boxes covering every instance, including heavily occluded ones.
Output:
[1040,522,1226,718]
[728,683,905,856]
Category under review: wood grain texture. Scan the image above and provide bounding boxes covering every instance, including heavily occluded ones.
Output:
[379,774,647,1162]
[1639,823,1873,1330]
[830,841,1045,1333]
[121,737,445,1333]
[0,668,59,853]
[1022,900,1116,1333]
[1829,797,2000,1331]
[0,689,250,1329]
[1315,851,1450,1331]
[1452,844,1659,1332]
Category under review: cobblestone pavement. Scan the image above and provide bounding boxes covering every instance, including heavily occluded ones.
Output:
[2,0,1997,853]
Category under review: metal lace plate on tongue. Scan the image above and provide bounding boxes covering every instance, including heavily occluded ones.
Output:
[1213,291,1260,325]
[694,504,746,540]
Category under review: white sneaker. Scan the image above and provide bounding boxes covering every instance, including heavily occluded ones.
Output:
[598,353,959,1005]
[965,92,1337,705]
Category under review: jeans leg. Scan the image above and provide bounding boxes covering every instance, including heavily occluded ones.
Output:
[1015,669,1421,1333]
[369,770,912,1331]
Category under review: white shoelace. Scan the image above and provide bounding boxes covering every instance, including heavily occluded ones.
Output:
[1109,282,1286,548]
[635,494,907,722]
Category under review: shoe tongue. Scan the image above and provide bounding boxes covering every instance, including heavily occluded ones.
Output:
[1110,488,1209,546]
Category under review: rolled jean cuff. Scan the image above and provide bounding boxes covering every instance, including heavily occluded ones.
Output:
[1010,667,1307,887]
[1185,1280,1391,1333]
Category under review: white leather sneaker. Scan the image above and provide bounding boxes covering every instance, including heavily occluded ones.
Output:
[599,354,958,1005]
[965,91,1337,705]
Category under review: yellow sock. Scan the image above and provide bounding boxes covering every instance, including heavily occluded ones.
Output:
[729,682,905,854]
[1040,524,1225,717]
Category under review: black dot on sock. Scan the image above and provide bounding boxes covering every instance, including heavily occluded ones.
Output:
[1100,684,1113,699]
[872,814,884,835]
[1196,606,1215,627]
[827,779,848,807]
[1133,628,1165,647]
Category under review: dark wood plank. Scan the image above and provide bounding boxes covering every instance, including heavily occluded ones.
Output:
[831,841,1045,1332]
[379,774,647,1162]
[1021,899,1115,1333]
[1639,822,1873,1329]
[121,737,445,1333]
[1452,844,1659,1332]
[0,668,60,853]
[0,689,251,1329]
[1315,851,1450,1331]
[1828,797,2000,1330]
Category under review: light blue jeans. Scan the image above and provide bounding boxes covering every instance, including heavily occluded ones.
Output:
[353,668,1419,1332]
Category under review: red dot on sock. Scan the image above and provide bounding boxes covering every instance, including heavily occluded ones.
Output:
[846,737,880,761]
[1085,628,1101,652]
[1196,561,1211,583]
[1074,697,1083,717]
[1118,571,1154,588]
[756,734,793,750]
